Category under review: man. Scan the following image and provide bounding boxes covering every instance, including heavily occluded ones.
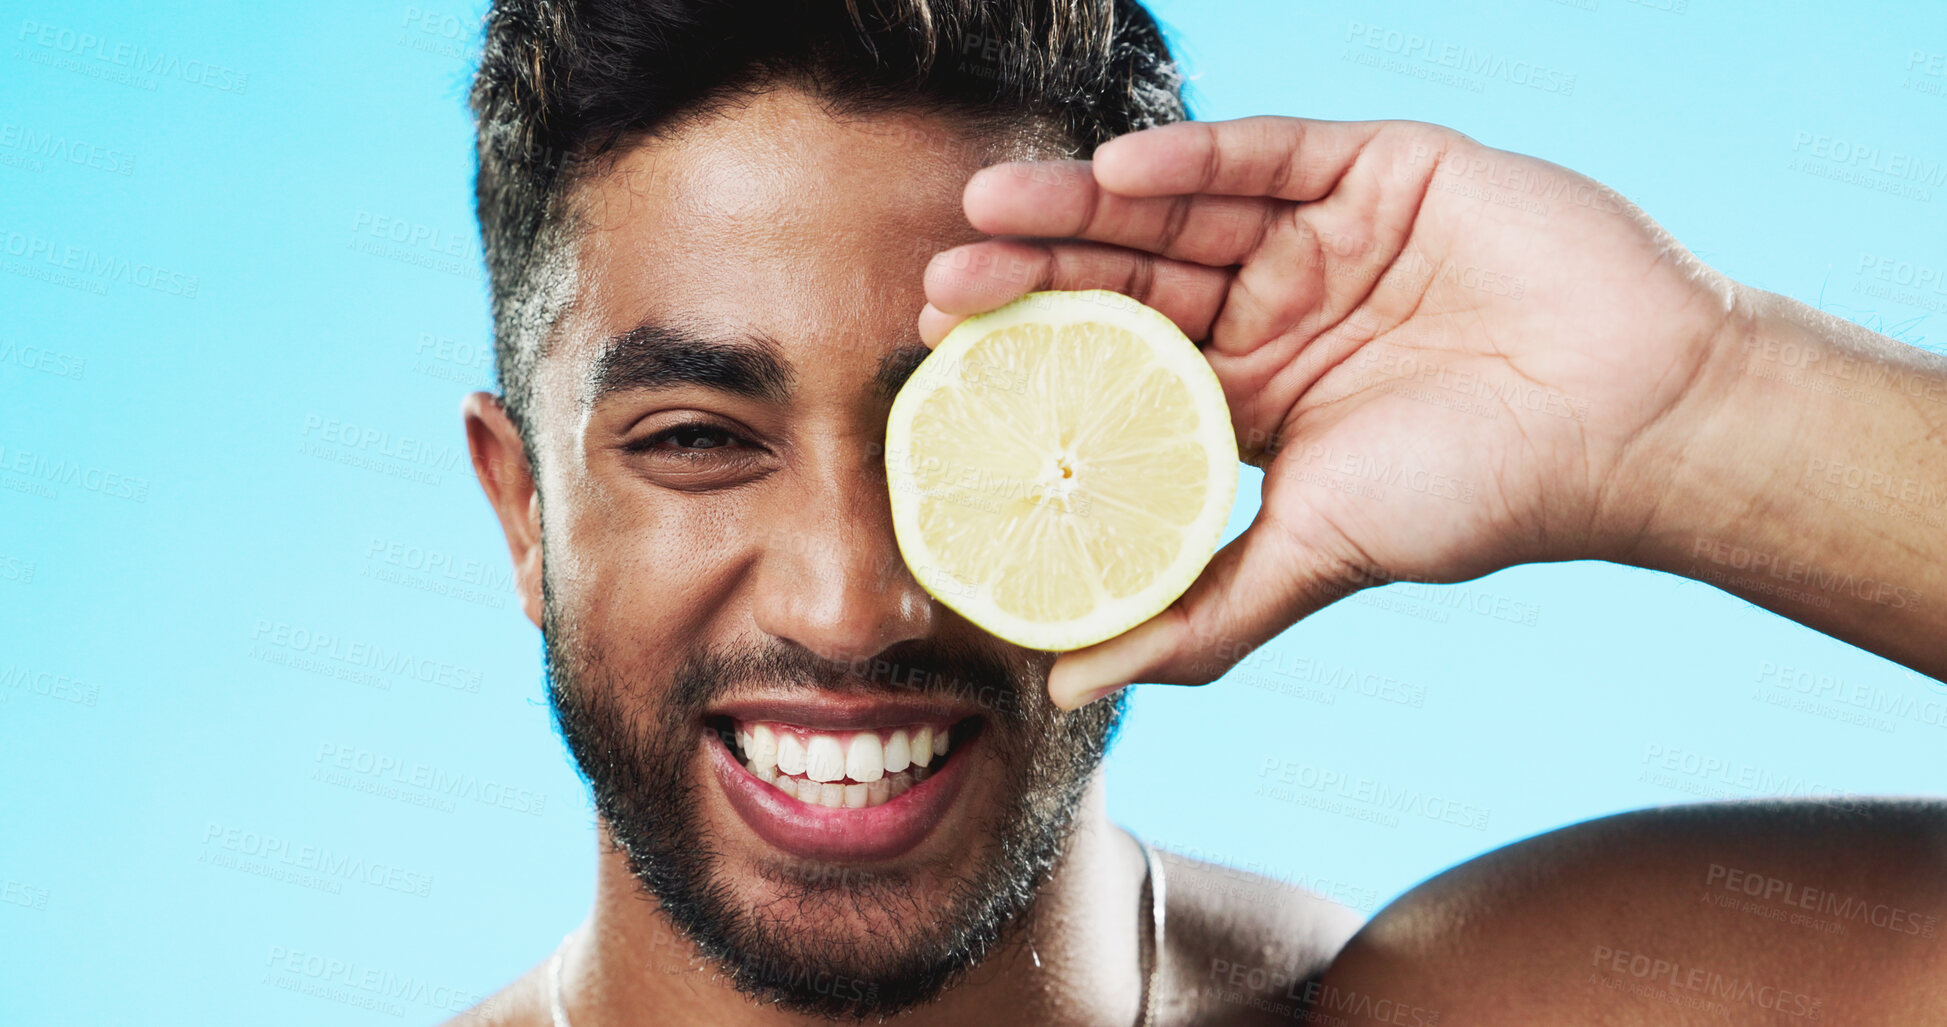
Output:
[452,1,1947,1023]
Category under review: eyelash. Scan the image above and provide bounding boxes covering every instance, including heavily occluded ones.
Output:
[625,421,754,456]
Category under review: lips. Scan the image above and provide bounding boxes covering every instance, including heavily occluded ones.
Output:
[704,700,979,862]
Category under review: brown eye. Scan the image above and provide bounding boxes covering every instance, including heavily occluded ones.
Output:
[619,418,774,492]
[630,423,747,453]
[662,425,737,450]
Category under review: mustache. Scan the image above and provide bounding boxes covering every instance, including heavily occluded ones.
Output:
[664,636,1037,724]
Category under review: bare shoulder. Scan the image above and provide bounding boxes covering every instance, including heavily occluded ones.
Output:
[442,958,550,1027]
[1314,799,1947,1025]
[1151,846,1366,1026]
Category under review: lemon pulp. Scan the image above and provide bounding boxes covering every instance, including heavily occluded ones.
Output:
[886,291,1238,652]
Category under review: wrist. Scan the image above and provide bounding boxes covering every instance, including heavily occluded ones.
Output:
[1609,283,1947,674]
[1600,282,1806,574]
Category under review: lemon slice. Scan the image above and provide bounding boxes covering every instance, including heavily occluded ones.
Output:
[886,290,1238,652]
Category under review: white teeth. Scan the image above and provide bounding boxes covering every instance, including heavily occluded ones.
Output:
[735,719,958,809]
[846,733,885,783]
[755,762,932,808]
[775,732,807,776]
[749,724,778,776]
[806,735,846,783]
[884,729,912,774]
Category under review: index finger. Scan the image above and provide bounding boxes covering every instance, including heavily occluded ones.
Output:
[1092,116,1394,201]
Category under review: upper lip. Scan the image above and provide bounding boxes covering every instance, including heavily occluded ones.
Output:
[708,694,977,731]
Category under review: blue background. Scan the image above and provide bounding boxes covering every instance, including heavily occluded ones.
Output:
[3,1,1944,1022]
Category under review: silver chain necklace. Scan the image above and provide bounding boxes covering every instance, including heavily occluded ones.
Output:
[549,838,1166,1027]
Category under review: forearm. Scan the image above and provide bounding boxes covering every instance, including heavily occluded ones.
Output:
[1624,284,1947,678]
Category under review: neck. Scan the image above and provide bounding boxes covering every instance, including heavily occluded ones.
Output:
[560,775,1148,1026]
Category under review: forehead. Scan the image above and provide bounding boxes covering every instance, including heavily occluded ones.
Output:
[553,85,1026,382]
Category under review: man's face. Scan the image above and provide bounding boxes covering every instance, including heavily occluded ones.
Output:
[518,85,1123,1017]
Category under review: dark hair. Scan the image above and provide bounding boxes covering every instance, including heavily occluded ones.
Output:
[469,0,1190,444]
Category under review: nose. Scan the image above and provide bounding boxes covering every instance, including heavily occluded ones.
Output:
[749,453,936,666]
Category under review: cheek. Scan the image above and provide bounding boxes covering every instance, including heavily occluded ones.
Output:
[548,487,757,655]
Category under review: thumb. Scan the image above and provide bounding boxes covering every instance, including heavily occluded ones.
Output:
[1045,506,1362,709]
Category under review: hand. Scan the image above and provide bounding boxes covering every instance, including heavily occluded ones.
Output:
[918,116,1749,708]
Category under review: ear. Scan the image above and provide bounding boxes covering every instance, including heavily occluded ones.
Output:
[463,392,544,629]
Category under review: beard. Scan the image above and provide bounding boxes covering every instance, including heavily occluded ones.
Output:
[541,576,1126,1019]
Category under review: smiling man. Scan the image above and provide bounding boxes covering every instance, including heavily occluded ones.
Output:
[452,0,1947,1024]
[452,2,1355,1025]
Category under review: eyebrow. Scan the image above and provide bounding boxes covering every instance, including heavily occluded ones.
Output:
[872,344,932,403]
[585,320,934,408]
[586,321,796,405]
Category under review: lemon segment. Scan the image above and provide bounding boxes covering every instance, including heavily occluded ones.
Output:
[885,290,1238,652]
